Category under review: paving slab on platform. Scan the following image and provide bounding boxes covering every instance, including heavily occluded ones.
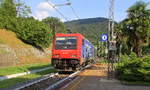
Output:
[61,64,150,90]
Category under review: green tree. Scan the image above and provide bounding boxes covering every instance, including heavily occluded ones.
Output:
[16,0,31,17]
[0,0,52,49]
[115,22,132,56]
[0,0,17,29]
[42,17,67,37]
[17,18,52,48]
[118,1,150,57]
[0,0,17,17]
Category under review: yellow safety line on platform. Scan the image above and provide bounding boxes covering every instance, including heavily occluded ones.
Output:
[69,77,85,90]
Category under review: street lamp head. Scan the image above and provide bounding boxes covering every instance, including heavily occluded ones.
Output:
[66,3,71,5]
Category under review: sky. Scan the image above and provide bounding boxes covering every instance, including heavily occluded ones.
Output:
[24,0,150,22]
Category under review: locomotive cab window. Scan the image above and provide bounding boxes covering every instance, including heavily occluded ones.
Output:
[55,37,77,49]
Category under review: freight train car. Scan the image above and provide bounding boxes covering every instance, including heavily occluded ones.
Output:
[51,33,94,71]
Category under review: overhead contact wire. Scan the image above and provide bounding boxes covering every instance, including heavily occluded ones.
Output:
[67,0,80,19]
[47,0,69,21]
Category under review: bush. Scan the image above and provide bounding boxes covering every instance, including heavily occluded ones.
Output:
[16,18,52,48]
[0,16,18,31]
[0,0,53,48]
[116,52,150,81]
[142,46,150,55]
[0,16,52,48]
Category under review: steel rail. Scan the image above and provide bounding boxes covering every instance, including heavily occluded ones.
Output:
[15,73,59,90]
[45,65,91,90]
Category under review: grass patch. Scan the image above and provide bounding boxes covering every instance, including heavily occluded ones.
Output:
[0,69,57,89]
[98,59,108,63]
[0,48,9,54]
[0,29,32,48]
[122,81,150,86]
[0,63,52,76]
[98,59,119,64]
[0,39,4,44]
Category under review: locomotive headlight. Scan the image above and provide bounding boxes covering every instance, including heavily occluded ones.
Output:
[53,54,59,58]
[71,55,77,58]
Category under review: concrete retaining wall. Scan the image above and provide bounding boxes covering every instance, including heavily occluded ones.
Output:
[0,44,52,68]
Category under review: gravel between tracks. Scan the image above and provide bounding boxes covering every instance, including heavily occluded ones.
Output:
[1,65,92,90]
[19,74,68,90]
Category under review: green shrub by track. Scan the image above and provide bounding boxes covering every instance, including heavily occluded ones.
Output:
[116,52,150,83]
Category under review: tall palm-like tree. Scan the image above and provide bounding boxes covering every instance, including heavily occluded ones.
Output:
[120,1,150,57]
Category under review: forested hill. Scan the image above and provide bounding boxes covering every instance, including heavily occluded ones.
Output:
[65,17,109,45]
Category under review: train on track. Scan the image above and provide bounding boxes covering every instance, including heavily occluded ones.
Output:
[51,33,95,71]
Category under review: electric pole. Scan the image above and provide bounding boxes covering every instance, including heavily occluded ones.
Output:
[108,0,115,41]
[108,0,116,79]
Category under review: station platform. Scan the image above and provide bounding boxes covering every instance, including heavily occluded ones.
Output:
[60,64,150,90]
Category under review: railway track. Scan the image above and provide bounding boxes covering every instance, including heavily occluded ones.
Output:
[12,65,91,90]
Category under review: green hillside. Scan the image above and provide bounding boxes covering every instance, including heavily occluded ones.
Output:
[65,17,109,45]
[0,29,51,67]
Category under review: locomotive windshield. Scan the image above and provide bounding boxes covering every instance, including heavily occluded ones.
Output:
[55,37,77,49]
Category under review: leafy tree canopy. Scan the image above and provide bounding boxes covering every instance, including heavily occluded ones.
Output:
[0,0,53,48]
[42,17,67,36]
[116,1,150,56]
[17,18,53,48]
[0,0,17,17]
[16,0,31,17]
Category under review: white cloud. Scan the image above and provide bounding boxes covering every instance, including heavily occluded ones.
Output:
[60,18,65,22]
[33,2,55,21]
[37,2,54,11]
[33,11,49,21]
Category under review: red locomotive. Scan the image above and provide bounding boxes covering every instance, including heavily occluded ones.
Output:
[51,33,95,71]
